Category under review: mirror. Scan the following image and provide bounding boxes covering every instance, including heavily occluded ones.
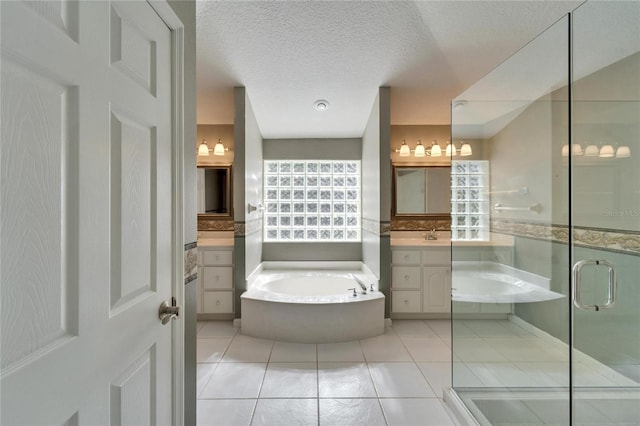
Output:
[392,166,450,217]
[197,166,232,217]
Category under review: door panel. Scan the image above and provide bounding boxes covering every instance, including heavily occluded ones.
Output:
[571,1,640,422]
[1,1,175,424]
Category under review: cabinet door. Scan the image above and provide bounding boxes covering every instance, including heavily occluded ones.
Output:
[423,266,451,313]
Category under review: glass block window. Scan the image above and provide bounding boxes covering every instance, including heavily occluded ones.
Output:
[451,160,489,241]
[264,160,361,242]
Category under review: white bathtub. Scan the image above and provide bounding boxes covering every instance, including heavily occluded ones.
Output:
[452,261,564,303]
[241,262,385,343]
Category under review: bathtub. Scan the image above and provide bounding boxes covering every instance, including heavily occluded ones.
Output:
[452,261,564,303]
[241,262,385,343]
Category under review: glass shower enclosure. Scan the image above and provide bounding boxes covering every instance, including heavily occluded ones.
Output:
[450,2,639,424]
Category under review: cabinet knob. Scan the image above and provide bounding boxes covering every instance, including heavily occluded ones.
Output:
[404,300,409,304]
[404,255,409,260]
[216,300,220,305]
[404,275,409,280]
[215,275,220,281]
[215,255,219,261]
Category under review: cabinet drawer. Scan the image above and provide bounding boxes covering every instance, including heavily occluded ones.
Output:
[203,291,233,313]
[202,250,233,266]
[422,248,450,265]
[392,250,421,265]
[203,266,233,290]
[392,290,421,313]
[392,266,421,289]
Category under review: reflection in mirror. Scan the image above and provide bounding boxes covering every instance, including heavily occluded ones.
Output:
[197,166,232,216]
[393,166,450,216]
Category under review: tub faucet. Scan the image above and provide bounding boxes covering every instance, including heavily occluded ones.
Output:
[351,274,367,293]
[426,229,438,240]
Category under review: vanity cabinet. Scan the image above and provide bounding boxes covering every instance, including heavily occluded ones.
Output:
[391,247,451,316]
[197,245,234,317]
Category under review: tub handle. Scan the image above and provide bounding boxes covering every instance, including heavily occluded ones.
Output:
[572,259,616,311]
[347,288,357,297]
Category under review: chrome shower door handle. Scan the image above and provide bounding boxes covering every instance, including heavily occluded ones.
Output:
[572,259,616,311]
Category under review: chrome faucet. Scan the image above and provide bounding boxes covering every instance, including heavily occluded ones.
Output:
[351,274,367,293]
[426,229,438,240]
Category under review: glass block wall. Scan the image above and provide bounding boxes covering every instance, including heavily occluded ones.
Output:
[451,160,489,241]
[263,160,361,242]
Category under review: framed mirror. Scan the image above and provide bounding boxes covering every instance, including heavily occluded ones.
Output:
[392,165,450,219]
[197,166,232,218]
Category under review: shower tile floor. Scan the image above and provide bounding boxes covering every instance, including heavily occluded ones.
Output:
[196,319,639,425]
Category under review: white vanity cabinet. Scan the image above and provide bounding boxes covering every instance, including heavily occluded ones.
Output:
[391,246,451,317]
[197,245,234,318]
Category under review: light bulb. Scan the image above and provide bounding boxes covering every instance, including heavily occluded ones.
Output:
[198,140,210,156]
[616,146,631,158]
[399,140,410,157]
[430,141,441,157]
[414,140,426,157]
[599,144,614,158]
[213,138,225,156]
[572,144,583,155]
[584,144,599,156]
[445,141,457,157]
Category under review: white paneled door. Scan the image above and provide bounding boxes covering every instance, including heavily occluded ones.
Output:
[1,1,180,424]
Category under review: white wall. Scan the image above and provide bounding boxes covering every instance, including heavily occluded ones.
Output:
[244,92,264,278]
[362,93,381,277]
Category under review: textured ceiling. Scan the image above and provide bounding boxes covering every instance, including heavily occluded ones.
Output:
[196,1,581,138]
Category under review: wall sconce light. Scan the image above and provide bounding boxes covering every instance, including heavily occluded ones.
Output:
[395,140,472,157]
[445,141,457,157]
[198,139,210,156]
[198,138,230,156]
[399,140,411,157]
[429,140,442,157]
[459,141,473,156]
[561,142,630,158]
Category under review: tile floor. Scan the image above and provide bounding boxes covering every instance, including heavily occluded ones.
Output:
[196,319,459,426]
[197,318,640,425]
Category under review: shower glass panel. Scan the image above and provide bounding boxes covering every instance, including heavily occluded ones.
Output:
[451,16,571,424]
[571,1,640,423]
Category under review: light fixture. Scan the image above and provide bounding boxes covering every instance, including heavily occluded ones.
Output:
[616,146,631,158]
[572,144,584,156]
[414,140,426,157]
[430,140,442,157]
[445,141,457,157]
[399,140,411,156]
[314,99,329,111]
[599,144,615,158]
[198,139,210,156]
[460,142,473,156]
[213,138,226,156]
[584,143,599,156]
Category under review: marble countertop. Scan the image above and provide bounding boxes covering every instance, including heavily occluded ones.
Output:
[390,231,514,247]
[197,231,234,248]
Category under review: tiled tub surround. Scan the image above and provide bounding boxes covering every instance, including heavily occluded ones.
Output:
[241,262,384,343]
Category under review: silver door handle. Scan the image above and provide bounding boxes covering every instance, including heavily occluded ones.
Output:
[572,259,616,311]
[159,298,180,324]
